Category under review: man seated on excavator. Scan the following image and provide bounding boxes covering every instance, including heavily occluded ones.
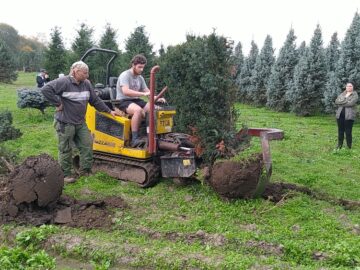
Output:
[116,54,165,147]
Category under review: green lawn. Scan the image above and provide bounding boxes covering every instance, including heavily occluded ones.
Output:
[0,72,57,160]
[1,73,360,269]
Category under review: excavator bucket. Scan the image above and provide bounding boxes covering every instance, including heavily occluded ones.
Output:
[246,128,284,197]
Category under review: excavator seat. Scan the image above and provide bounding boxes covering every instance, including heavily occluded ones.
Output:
[109,77,118,100]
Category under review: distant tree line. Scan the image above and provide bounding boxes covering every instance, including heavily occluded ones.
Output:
[40,23,158,86]
[0,23,46,74]
[0,22,157,85]
[1,12,360,117]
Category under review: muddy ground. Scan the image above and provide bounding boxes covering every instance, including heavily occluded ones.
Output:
[262,182,360,209]
[0,154,127,229]
[1,153,359,230]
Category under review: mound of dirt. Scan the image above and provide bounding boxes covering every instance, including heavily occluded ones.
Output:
[0,154,64,218]
[10,154,64,207]
[208,154,263,199]
[0,194,128,229]
[0,154,127,229]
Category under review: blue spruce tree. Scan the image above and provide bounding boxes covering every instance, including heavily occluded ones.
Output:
[233,41,244,79]
[237,41,258,103]
[249,35,275,106]
[336,12,360,89]
[323,32,341,113]
[44,26,67,79]
[266,29,298,111]
[290,25,327,116]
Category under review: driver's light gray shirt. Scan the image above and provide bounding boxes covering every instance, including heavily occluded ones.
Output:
[116,69,147,100]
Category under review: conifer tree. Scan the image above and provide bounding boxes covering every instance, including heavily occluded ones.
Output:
[233,41,244,78]
[17,88,51,114]
[322,32,340,113]
[324,13,360,113]
[335,12,360,89]
[92,23,121,85]
[70,23,95,63]
[122,26,155,77]
[249,35,275,106]
[237,41,258,102]
[266,29,298,111]
[289,25,327,116]
[69,23,96,81]
[297,41,306,58]
[0,110,22,142]
[0,38,17,83]
[158,33,238,163]
[44,27,67,79]
[325,32,340,73]
[323,72,341,113]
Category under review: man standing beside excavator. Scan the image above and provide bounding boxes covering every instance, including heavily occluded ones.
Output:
[42,61,118,183]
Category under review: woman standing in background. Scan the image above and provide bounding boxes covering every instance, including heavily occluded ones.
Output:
[335,82,358,149]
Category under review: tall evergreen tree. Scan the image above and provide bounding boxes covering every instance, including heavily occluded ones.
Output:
[69,23,95,82]
[92,23,121,85]
[322,32,341,113]
[289,25,327,116]
[44,27,67,79]
[123,26,155,77]
[325,32,340,73]
[249,35,275,106]
[70,23,95,64]
[233,41,244,78]
[324,13,360,113]
[323,72,341,113]
[237,40,258,103]
[158,33,237,163]
[335,12,360,89]
[297,41,307,58]
[266,28,298,111]
[0,38,17,83]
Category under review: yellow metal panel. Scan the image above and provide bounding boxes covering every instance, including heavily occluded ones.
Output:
[86,104,151,159]
[156,110,176,134]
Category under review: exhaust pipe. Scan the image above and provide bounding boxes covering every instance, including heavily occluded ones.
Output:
[149,66,160,154]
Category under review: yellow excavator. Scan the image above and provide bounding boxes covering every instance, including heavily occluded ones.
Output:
[82,48,196,187]
[81,48,283,195]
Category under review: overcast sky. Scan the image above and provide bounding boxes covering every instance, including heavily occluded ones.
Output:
[1,0,359,55]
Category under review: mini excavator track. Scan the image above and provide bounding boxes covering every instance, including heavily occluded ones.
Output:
[92,152,160,188]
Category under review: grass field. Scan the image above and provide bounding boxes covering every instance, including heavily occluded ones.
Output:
[1,73,360,269]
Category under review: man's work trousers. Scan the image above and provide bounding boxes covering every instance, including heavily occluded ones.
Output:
[55,121,93,176]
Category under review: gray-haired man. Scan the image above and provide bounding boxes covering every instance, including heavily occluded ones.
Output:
[42,61,118,183]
